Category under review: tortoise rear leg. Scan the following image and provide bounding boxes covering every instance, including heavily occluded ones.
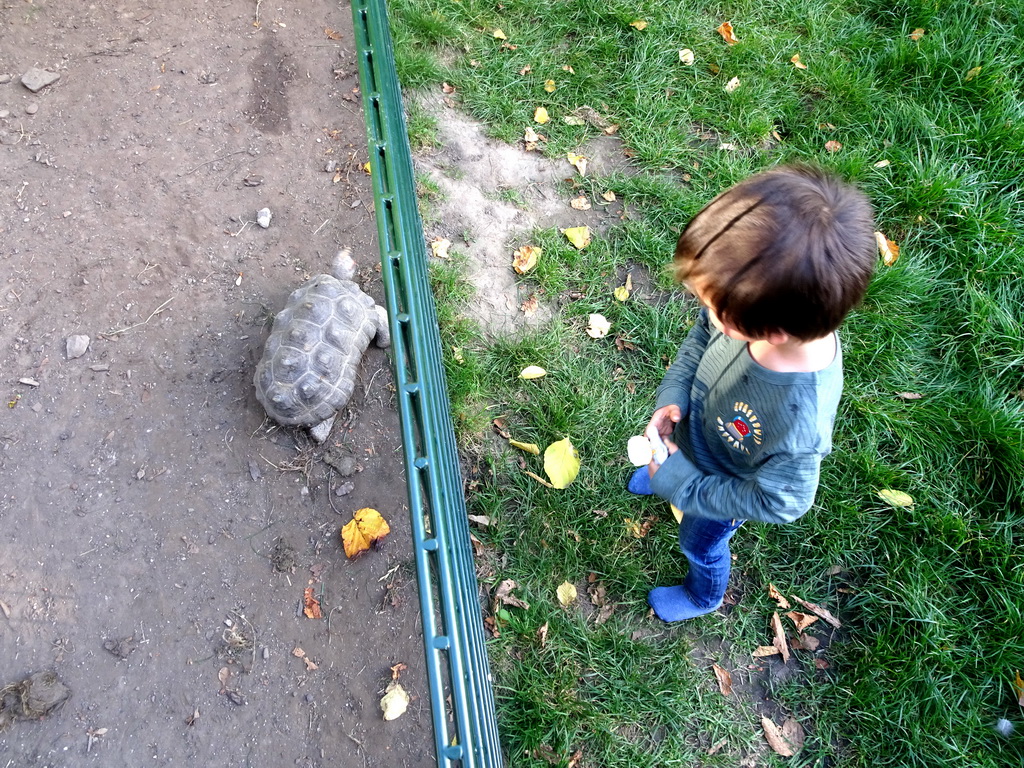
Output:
[373,305,391,348]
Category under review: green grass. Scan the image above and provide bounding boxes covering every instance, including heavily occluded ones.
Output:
[395,0,1024,765]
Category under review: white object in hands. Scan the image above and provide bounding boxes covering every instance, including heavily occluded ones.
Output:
[627,429,670,467]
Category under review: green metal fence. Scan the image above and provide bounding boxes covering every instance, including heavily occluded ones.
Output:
[350,1,503,765]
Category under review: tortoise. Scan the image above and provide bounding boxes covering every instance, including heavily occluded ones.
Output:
[254,250,390,439]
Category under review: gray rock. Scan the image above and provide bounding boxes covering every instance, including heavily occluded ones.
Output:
[0,110,9,119]
[66,335,90,359]
[0,74,12,85]
[25,103,38,115]
[256,207,272,228]
[21,67,60,93]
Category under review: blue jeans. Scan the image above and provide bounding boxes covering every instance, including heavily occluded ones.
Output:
[677,514,745,608]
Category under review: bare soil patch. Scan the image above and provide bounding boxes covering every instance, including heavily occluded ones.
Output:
[0,2,432,765]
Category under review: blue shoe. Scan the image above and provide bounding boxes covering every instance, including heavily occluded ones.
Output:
[648,586,722,622]
[627,466,653,495]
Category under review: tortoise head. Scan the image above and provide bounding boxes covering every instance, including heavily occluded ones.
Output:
[331,249,356,281]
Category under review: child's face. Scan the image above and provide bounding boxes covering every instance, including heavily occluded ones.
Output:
[685,280,758,342]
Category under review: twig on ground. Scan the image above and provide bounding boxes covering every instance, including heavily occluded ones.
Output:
[104,297,175,337]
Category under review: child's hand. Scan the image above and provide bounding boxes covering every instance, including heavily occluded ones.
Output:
[647,405,682,442]
[646,435,679,478]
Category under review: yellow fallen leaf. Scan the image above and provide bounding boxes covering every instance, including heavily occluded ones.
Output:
[570,195,591,211]
[562,226,591,249]
[534,106,550,124]
[544,438,580,489]
[452,346,465,363]
[875,231,899,266]
[519,365,547,380]
[524,470,555,488]
[874,159,891,168]
[362,162,372,174]
[381,682,410,721]
[601,190,617,202]
[557,581,578,606]
[716,21,738,45]
[965,66,981,82]
[341,507,391,558]
[724,77,741,92]
[303,587,323,619]
[670,504,683,523]
[521,294,539,316]
[562,64,575,74]
[492,28,507,40]
[877,489,914,508]
[562,115,585,126]
[567,152,588,176]
[753,645,781,657]
[509,439,541,455]
[430,237,452,259]
[512,245,542,274]
[1013,670,1024,706]
[790,53,807,69]
[586,313,611,339]
[679,48,695,65]
[910,28,925,41]
[613,273,633,302]
[630,19,648,30]
[544,79,556,93]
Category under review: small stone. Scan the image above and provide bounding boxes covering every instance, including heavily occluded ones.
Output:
[262,647,270,661]
[0,74,12,85]
[334,481,354,497]
[21,67,60,93]
[19,378,40,387]
[324,160,337,173]
[304,693,313,703]
[0,110,9,120]
[25,103,38,116]
[66,335,90,359]
[31,403,42,413]
[243,175,263,187]
[89,364,110,372]
[256,208,272,228]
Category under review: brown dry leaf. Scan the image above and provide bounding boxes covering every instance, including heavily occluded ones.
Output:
[1013,670,1024,705]
[533,746,560,765]
[825,140,843,152]
[303,656,319,671]
[441,82,456,94]
[292,647,306,658]
[763,717,805,756]
[303,587,323,619]
[602,190,617,202]
[707,737,728,755]
[562,65,575,74]
[218,666,230,689]
[712,664,733,696]
[570,195,591,211]
[520,64,532,75]
[753,645,781,657]
[791,53,808,69]
[716,21,739,45]
[341,507,391,558]
[791,633,820,652]
[786,610,818,632]
[567,749,583,768]
[523,126,541,144]
[0,599,10,619]
[791,596,842,628]
[910,28,925,41]
[588,582,615,625]
[521,294,539,316]
[768,583,791,609]
[495,579,531,610]
[467,514,491,528]
[391,662,408,680]
[875,231,900,266]
[537,622,549,647]
[324,27,343,40]
[815,658,831,670]
[512,244,542,274]
[771,611,791,662]
[630,19,648,30]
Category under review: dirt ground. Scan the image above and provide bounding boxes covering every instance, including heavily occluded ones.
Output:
[0,1,435,765]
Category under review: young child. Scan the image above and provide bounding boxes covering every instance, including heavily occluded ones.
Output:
[629,164,876,622]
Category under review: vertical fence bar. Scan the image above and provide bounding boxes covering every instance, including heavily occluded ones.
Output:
[350,1,503,766]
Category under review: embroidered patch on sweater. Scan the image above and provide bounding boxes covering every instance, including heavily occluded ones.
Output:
[716,401,763,454]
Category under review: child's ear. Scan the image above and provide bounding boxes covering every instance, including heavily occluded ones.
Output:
[765,330,791,346]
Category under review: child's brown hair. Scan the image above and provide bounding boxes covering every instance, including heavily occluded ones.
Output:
[675,164,876,341]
